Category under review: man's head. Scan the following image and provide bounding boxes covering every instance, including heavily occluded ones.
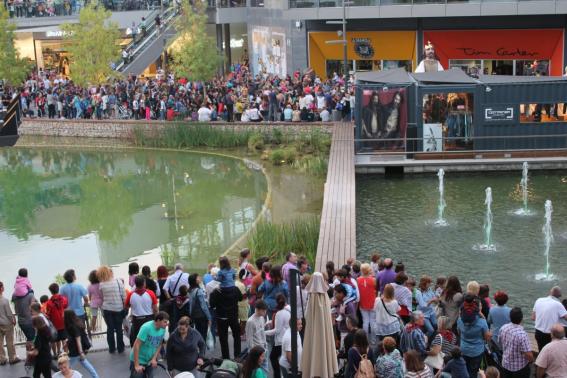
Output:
[286,252,297,264]
[550,286,562,299]
[509,307,523,325]
[411,311,425,327]
[30,302,41,315]
[334,284,347,302]
[383,258,393,269]
[424,41,436,60]
[254,299,268,317]
[154,311,169,329]
[174,263,184,272]
[134,275,145,290]
[297,257,309,274]
[48,283,59,295]
[551,323,565,340]
[63,269,75,284]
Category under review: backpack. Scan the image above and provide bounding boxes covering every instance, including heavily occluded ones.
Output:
[190,289,206,320]
[354,349,375,378]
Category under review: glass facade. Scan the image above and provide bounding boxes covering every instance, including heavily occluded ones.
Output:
[291,0,538,7]
[449,59,550,77]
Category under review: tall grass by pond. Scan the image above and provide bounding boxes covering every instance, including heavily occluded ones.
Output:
[130,123,331,176]
[247,216,320,266]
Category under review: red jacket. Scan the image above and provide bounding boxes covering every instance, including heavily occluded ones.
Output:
[46,294,68,331]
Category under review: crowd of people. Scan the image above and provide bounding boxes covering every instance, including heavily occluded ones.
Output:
[4,64,355,124]
[3,0,155,18]
[1,249,567,378]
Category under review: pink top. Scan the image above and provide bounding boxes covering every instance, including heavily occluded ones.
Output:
[13,276,32,297]
[88,283,103,308]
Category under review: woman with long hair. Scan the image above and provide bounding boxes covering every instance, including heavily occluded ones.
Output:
[29,315,52,378]
[439,275,463,330]
[96,265,126,354]
[127,262,139,289]
[404,349,433,378]
[242,346,268,378]
[156,265,169,310]
[345,329,374,378]
[63,309,99,378]
[188,273,211,341]
[141,265,158,294]
[374,283,402,342]
[258,265,289,317]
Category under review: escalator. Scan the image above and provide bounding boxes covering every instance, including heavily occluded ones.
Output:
[0,93,22,147]
[116,6,179,76]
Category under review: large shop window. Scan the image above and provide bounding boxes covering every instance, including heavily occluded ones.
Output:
[520,103,567,123]
[449,59,550,77]
[326,60,354,77]
[422,93,474,152]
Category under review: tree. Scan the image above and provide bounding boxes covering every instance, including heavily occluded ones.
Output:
[0,7,30,85]
[62,3,120,87]
[171,0,223,99]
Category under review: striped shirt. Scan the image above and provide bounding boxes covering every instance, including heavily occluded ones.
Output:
[99,279,126,312]
[392,283,412,308]
[498,323,531,372]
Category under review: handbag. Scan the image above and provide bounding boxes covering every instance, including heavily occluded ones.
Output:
[424,335,445,370]
[116,280,128,318]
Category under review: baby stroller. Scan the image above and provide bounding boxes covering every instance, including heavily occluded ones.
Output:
[117,104,132,119]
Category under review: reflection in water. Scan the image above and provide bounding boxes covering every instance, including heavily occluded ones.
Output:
[0,148,267,294]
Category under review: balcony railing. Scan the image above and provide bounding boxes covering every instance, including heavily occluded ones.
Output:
[291,0,556,8]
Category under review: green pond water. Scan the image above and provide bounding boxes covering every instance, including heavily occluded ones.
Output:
[357,171,567,324]
[0,147,269,294]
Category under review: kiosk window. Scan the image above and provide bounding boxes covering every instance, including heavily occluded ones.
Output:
[520,103,567,123]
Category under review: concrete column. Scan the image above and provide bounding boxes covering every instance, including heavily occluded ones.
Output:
[224,23,232,72]
[216,24,225,75]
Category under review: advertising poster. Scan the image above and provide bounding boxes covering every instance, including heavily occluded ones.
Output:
[360,88,407,151]
[423,123,443,152]
[251,26,287,77]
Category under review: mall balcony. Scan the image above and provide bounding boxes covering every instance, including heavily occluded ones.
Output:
[286,0,567,18]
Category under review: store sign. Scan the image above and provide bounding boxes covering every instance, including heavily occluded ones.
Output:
[485,107,514,121]
[352,38,374,59]
[456,47,538,58]
[45,30,72,38]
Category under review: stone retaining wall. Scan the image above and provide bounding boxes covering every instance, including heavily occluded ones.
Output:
[20,119,334,139]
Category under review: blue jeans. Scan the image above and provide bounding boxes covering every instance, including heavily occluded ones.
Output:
[70,356,100,378]
[103,310,125,353]
[130,361,156,378]
[423,316,437,339]
[19,323,35,341]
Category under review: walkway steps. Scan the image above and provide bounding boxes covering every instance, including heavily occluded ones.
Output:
[316,123,356,272]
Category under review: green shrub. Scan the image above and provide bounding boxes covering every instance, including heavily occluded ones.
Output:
[272,128,283,145]
[270,149,286,165]
[247,216,320,267]
[248,132,265,151]
[292,155,329,177]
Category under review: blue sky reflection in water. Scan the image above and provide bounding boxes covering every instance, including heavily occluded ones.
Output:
[357,171,567,326]
[0,148,267,295]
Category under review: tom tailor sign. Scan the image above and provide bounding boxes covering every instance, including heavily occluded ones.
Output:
[485,107,514,121]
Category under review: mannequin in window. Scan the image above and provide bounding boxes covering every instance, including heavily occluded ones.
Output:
[415,41,444,73]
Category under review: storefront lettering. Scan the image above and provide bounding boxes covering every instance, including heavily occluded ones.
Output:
[352,38,374,59]
[456,47,538,57]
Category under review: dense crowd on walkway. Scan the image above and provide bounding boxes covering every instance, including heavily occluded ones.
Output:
[3,0,154,18]
[1,249,567,378]
[3,64,355,123]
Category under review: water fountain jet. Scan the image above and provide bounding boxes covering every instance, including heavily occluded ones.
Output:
[474,187,497,251]
[434,169,448,226]
[536,200,555,281]
[514,162,533,216]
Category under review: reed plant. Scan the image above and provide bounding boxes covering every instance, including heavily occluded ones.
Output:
[247,216,320,266]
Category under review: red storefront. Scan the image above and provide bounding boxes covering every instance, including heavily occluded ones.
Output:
[423,29,564,77]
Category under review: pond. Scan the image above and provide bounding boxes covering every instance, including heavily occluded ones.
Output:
[357,170,567,325]
[0,147,268,294]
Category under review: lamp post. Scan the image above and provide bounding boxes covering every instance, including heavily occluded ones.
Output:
[325,0,353,78]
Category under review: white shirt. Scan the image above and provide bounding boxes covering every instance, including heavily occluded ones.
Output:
[415,60,444,73]
[279,328,302,370]
[320,109,331,122]
[265,305,291,346]
[53,371,82,378]
[197,107,212,122]
[533,296,567,333]
[162,271,190,297]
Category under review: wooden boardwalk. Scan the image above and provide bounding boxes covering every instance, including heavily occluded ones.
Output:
[316,123,356,272]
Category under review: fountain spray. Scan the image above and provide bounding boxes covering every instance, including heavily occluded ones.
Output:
[542,200,553,280]
[480,187,496,251]
[435,169,448,226]
[520,162,529,213]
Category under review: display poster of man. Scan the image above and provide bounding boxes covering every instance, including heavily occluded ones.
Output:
[360,88,407,151]
[250,26,287,77]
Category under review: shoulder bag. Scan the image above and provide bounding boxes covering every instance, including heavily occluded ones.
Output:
[381,298,403,332]
[424,334,445,370]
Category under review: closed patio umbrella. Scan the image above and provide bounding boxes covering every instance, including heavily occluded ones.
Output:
[300,272,338,378]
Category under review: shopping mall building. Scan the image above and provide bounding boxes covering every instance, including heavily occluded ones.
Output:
[9,0,567,78]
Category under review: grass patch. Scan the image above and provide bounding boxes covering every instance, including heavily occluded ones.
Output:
[130,123,330,176]
[247,216,320,267]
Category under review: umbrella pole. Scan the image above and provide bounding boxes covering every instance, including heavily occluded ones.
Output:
[289,267,299,378]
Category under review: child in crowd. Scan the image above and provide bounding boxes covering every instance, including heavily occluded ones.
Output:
[13,268,33,299]
[370,253,381,277]
[216,256,236,288]
[39,295,49,314]
[87,269,102,332]
[128,262,139,289]
[45,283,68,356]
[440,347,469,378]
